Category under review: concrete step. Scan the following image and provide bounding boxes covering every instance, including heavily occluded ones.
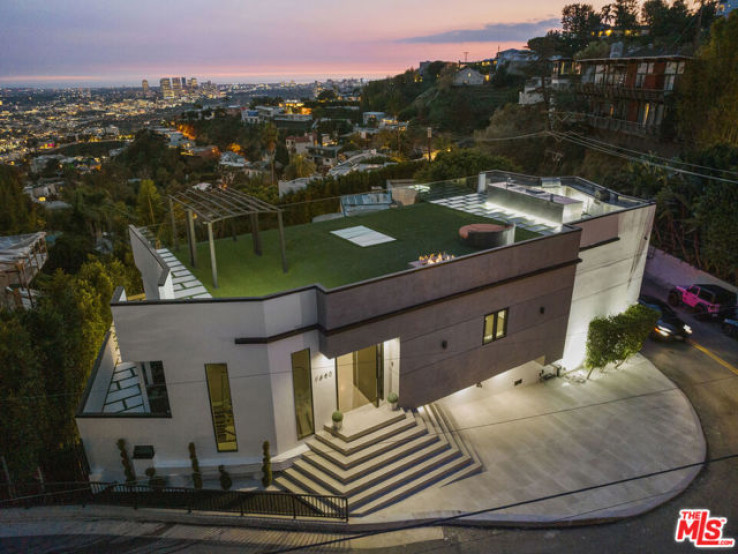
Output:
[301,429,440,482]
[291,436,452,496]
[324,408,407,442]
[427,403,484,486]
[272,476,345,515]
[351,453,474,516]
[277,467,335,497]
[348,447,464,511]
[316,413,416,455]
[308,424,429,469]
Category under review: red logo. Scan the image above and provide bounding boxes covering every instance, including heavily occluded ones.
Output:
[675,509,735,548]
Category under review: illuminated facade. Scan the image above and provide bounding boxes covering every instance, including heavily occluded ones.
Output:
[76,170,654,489]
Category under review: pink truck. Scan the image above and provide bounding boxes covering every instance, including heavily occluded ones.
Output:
[668,284,737,319]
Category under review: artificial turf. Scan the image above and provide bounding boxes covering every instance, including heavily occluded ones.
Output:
[181,203,540,297]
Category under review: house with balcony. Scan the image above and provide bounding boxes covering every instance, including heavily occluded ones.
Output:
[76,171,654,515]
[575,53,690,137]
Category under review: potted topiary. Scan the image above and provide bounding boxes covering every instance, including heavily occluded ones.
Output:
[218,465,232,491]
[387,392,399,411]
[332,410,343,432]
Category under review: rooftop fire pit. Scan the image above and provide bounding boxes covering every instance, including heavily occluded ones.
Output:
[458,223,515,249]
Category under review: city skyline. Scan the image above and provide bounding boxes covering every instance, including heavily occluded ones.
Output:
[0,0,608,87]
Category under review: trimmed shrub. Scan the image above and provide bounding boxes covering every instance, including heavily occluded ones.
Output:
[117,439,136,484]
[261,441,272,489]
[188,442,202,490]
[218,465,232,491]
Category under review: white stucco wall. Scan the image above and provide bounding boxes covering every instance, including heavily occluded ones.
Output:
[128,226,172,301]
[561,204,656,369]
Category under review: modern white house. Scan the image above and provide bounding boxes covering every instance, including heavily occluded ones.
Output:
[76,170,654,512]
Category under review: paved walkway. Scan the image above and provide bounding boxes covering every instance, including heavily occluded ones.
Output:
[156,247,212,300]
[363,353,705,525]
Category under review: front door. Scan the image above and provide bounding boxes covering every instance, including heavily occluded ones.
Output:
[336,344,383,412]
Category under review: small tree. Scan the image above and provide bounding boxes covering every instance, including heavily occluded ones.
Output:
[261,441,272,489]
[218,465,232,491]
[188,442,202,490]
[117,439,136,484]
[585,304,659,378]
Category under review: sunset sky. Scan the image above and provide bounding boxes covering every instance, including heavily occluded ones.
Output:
[0,0,608,87]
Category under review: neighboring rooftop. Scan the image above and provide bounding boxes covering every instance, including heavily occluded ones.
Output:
[171,203,540,298]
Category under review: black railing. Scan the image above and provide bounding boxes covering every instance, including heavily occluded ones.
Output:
[0,482,348,521]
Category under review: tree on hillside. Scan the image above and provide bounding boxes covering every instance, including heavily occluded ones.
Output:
[283,154,317,180]
[262,123,279,186]
[413,149,520,182]
[678,12,738,147]
[0,312,48,481]
[475,105,547,172]
[0,165,37,234]
[135,179,164,227]
[562,3,601,50]
[611,0,640,30]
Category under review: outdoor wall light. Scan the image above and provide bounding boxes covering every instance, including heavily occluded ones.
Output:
[441,340,448,349]
[540,306,545,314]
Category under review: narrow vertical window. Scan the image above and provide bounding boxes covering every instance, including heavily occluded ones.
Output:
[146,361,171,416]
[291,349,315,439]
[205,363,237,452]
[483,308,509,345]
[495,308,508,340]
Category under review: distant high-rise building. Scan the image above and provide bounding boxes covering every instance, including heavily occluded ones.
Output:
[160,77,174,99]
[142,79,150,96]
[181,77,187,91]
[188,77,198,92]
[172,77,182,96]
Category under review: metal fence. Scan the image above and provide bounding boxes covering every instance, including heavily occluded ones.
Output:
[0,482,348,521]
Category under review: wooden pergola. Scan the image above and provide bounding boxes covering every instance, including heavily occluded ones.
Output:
[169,187,287,288]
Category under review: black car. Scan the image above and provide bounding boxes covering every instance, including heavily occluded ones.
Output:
[638,295,692,341]
[717,306,738,339]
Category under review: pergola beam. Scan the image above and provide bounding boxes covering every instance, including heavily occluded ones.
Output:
[168,186,289,285]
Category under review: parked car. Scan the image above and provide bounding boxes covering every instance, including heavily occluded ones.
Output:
[668,284,737,320]
[717,306,738,339]
[639,295,692,341]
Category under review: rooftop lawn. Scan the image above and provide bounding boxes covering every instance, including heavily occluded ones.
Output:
[181,203,540,297]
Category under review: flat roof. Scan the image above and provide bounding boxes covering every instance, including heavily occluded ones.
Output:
[175,203,541,298]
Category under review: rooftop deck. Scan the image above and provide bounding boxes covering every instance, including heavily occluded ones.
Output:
[172,203,541,298]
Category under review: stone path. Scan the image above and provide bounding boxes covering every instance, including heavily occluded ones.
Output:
[156,248,212,300]
[432,193,558,235]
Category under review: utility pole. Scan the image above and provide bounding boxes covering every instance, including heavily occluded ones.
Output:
[463,51,469,64]
[427,127,432,164]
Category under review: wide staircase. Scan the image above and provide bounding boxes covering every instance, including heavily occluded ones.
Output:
[275,403,482,517]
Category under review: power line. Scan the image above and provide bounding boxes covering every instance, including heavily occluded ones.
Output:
[561,131,738,177]
[551,132,738,185]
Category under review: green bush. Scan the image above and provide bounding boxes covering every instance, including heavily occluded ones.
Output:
[117,439,136,484]
[332,411,343,423]
[585,304,660,378]
[218,465,232,491]
[188,442,202,490]
[387,392,399,404]
[261,441,272,489]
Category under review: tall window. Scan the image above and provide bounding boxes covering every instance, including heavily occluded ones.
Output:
[483,308,508,344]
[205,364,238,452]
[291,349,315,440]
[145,361,171,416]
